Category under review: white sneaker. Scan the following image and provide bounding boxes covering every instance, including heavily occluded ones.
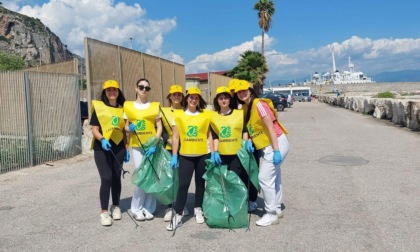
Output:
[276,208,284,218]
[143,209,154,220]
[110,205,122,220]
[194,207,205,224]
[256,213,279,226]
[163,208,173,222]
[248,201,257,212]
[166,214,182,231]
[133,211,145,221]
[100,212,113,226]
[164,207,189,222]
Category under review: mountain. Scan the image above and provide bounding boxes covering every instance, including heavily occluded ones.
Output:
[371,70,420,82]
[0,5,74,67]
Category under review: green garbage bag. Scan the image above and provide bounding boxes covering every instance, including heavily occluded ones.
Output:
[237,140,260,191]
[131,136,178,205]
[203,160,248,229]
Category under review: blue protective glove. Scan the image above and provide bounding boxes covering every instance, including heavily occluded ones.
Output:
[170,154,178,170]
[273,150,282,166]
[128,123,136,133]
[246,140,255,153]
[211,151,222,165]
[145,145,156,157]
[124,149,130,163]
[100,138,111,151]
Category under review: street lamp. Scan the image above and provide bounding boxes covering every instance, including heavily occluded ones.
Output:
[129,38,133,49]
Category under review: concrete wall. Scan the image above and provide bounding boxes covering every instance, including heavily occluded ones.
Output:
[312,82,420,95]
[318,95,420,131]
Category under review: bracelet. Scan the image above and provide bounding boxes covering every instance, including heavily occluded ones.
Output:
[100,137,105,141]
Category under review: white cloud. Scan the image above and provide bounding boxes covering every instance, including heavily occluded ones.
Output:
[186,35,274,74]
[14,0,177,57]
[187,35,420,82]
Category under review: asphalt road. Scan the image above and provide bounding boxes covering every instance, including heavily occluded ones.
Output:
[1,101,419,252]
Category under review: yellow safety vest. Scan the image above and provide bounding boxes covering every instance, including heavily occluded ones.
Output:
[91,100,124,148]
[174,109,210,155]
[210,110,243,155]
[246,98,288,150]
[124,101,159,147]
[161,107,181,150]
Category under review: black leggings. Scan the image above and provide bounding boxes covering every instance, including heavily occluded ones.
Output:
[94,147,124,210]
[221,154,258,202]
[174,154,210,215]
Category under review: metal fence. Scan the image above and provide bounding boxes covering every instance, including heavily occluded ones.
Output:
[84,37,185,112]
[0,71,81,174]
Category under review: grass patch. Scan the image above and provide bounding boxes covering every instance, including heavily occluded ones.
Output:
[375,91,395,99]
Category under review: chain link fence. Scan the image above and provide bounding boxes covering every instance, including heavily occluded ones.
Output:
[0,71,81,174]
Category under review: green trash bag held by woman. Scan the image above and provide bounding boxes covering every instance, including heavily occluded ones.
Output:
[236,139,260,191]
[131,136,178,205]
[202,160,248,229]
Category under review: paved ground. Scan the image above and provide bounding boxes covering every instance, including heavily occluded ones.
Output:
[1,101,419,252]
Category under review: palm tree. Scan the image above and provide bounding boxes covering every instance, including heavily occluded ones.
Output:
[253,0,275,56]
[227,50,268,95]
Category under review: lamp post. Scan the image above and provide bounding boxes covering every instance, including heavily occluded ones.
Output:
[129,38,133,49]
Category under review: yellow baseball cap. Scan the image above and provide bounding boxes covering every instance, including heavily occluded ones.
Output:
[235,80,251,92]
[169,84,183,94]
[228,79,238,91]
[216,86,230,95]
[187,86,202,96]
[103,80,120,89]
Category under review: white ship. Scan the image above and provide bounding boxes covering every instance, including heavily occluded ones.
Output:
[310,45,374,85]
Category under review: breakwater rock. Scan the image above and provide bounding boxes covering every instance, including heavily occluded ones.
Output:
[318,95,420,131]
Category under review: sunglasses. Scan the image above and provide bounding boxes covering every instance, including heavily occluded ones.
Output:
[138,85,151,91]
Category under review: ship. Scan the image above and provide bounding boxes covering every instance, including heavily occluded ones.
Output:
[310,45,374,85]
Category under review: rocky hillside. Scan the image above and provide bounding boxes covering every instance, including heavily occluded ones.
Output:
[0,6,74,67]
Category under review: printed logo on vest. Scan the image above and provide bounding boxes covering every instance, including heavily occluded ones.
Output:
[136,119,146,131]
[247,124,254,136]
[111,116,119,127]
[186,126,198,137]
[220,126,231,138]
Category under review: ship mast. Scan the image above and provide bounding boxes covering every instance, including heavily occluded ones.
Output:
[331,45,336,72]
[348,56,354,74]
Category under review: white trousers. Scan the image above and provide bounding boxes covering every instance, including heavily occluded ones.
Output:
[258,134,289,214]
[130,147,156,215]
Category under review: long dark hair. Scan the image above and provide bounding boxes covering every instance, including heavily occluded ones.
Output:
[100,89,126,107]
[182,94,207,112]
[213,92,235,112]
[136,78,149,86]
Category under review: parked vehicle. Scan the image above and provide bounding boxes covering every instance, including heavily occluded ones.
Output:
[295,93,312,102]
[259,93,288,111]
[273,91,294,107]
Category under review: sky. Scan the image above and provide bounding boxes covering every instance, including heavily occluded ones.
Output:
[4,0,420,83]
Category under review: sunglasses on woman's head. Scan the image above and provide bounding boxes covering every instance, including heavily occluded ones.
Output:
[138,85,151,91]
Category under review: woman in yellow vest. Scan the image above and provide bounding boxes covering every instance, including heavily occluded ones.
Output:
[167,86,214,231]
[160,84,189,221]
[90,80,129,226]
[235,80,290,227]
[210,86,258,212]
[124,78,162,222]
